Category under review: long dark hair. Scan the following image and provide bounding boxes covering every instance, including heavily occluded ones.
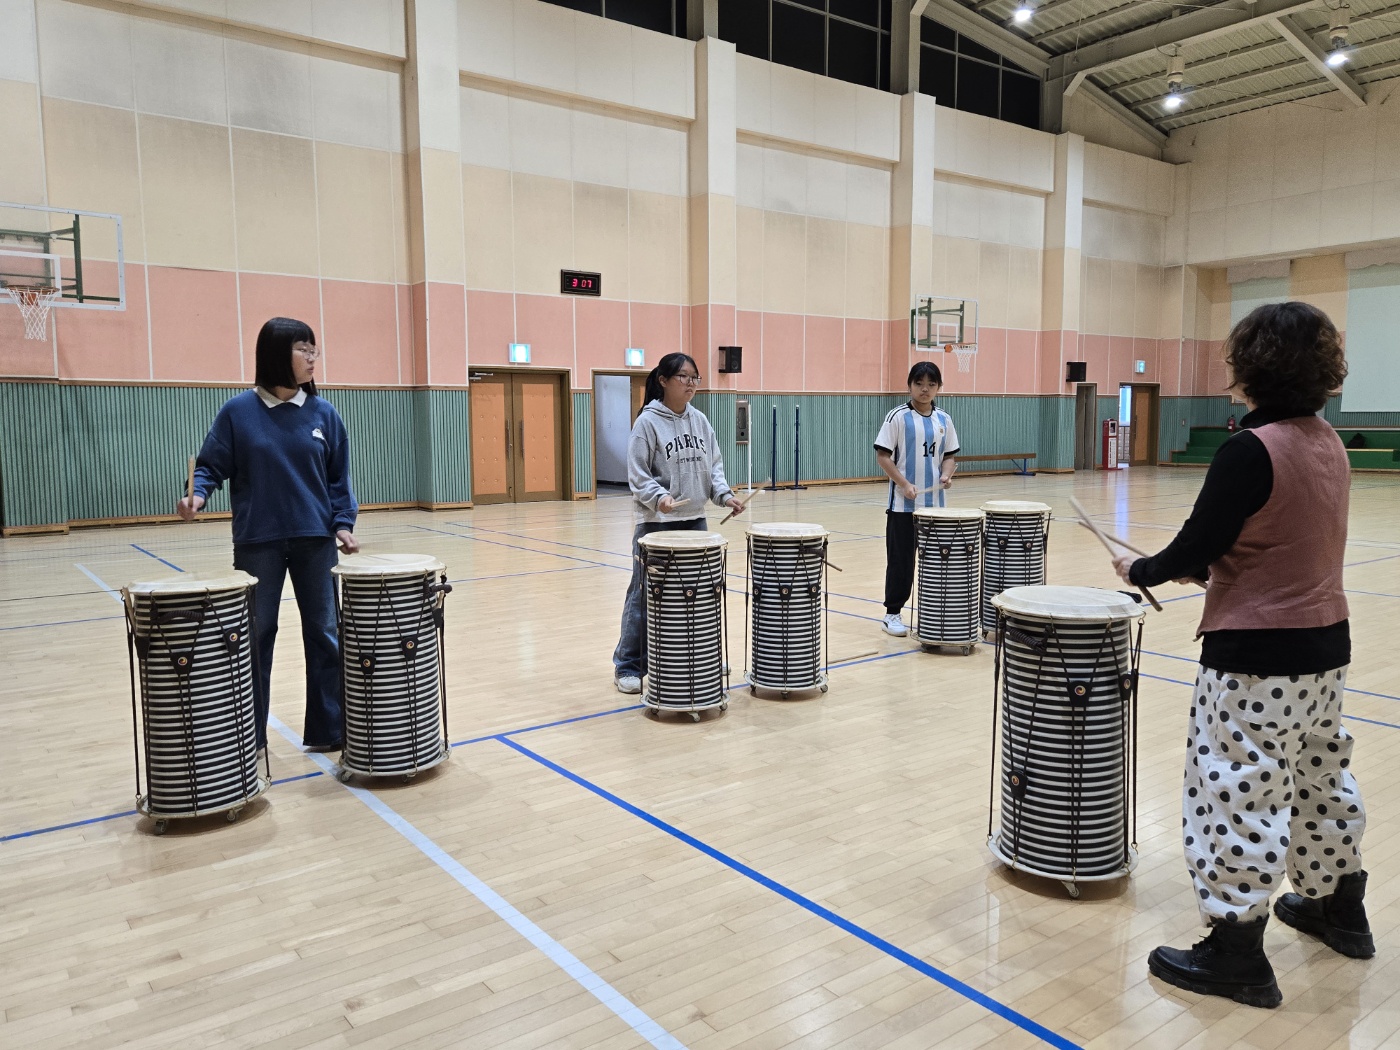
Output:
[254,316,318,396]
[1224,301,1346,414]
[643,352,700,405]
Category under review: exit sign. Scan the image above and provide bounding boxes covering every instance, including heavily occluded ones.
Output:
[561,270,601,296]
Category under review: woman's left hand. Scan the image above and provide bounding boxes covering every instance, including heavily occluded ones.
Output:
[1112,552,1136,584]
[724,496,745,516]
[337,530,359,554]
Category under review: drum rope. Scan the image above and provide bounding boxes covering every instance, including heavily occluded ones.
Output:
[124,596,144,805]
[1129,618,1144,854]
[743,536,752,685]
[201,591,255,799]
[151,597,208,814]
[986,615,1005,840]
[719,548,730,700]
[434,572,450,754]
[1009,622,1055,864]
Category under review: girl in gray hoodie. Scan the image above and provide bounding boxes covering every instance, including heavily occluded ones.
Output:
[612,352,745,693]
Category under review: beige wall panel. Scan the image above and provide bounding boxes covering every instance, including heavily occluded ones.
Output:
[942,237,980,307]
[1041,247,1065,332]
[36,0,133,109]
[688,193,708,305]
[463,164,514,291]
[706,194,736,306]
[226,39,313,139]
[1082,256,1112,335]
[42,99,143,261]
[846,223,888,321]
[804,217,845,317]
[629,189,684,304]
[1006,245,1041,331]
[977,241,1010,328]
[737,205,764,312]
[418,147,465,283]
[131,17,227,125]
[1291,254,1347,329]
[512,172,573,296]
[139,114,235,270]
[1201,266,1231,341]
[909,225,933,307]
[231,129,318,276]
[1159,265,1186,341]
[763,209,806,315]
[1134,264,1162,338]
[0,79,45,206]
[390,153,410,284]
[1108,260,1136,336]
[574,181,629,301]
[404,148,425,285]
[887,223,911,319]
[316,141,395,283]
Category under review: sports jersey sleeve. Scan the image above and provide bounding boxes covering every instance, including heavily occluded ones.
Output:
[874,411,900,455]
[942,412,960,458]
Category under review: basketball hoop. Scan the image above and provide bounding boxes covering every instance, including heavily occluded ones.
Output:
[945,343,977,373]
[5,285,60,340]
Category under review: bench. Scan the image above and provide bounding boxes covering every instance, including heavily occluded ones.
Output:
[955,452,1036,477]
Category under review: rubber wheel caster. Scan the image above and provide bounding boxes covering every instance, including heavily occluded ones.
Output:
[750,686,757,697]
[781,690,790,699]
[1063,882,1081,900]
[336,768,353,784]
[819,684,828,694]
[690,712,701,722]
[720,702,728,713]
[153,820,168,836]
[226,809,239,823]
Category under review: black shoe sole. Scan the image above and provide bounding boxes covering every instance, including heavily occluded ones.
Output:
[1273,899,1376,959]
[1148,954,1282,1009]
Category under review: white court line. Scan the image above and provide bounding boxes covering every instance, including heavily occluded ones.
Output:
[269,722,687,1049]
[75,563,123,603]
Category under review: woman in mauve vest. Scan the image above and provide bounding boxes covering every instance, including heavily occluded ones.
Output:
[1115,301,1371,1009]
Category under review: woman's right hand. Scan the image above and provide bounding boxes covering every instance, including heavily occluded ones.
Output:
[177,495,205,521]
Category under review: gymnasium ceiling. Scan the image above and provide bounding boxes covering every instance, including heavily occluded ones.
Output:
[931,0,1400,138]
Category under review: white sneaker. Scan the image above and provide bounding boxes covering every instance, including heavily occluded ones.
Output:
[615,674,642,694]
[881,613,908,637]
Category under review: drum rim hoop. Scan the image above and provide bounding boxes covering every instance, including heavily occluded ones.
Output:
[914,507,985,521]
[332,553,445,576]
[992,584,1144,622]
[638,531,727,550]
[747,521,827,539]
[125,570,257,596]
[980,500,1052,514]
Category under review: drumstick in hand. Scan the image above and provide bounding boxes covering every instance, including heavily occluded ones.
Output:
[186,455,196,502]
[1072,517,1207,588]
[719,481,768,524]
[1068,496,1163,612]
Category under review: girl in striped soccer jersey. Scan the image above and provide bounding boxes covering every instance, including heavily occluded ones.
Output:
[873,361,959,637]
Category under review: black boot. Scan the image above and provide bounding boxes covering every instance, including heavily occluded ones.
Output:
[1274,870,1375,959]
[1148,917,1282,1008]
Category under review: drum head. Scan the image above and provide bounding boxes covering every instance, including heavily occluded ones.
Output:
[993,585,1143,622]
[914,507,984,522]
[639,531,727,553]
[332,553,444,576]
[747,522,826,540]
[980,500,1052,515]
[125,570,256,597]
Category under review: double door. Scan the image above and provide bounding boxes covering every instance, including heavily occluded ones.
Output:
[469,371,567,504]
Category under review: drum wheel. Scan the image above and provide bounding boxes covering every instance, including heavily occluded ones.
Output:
[226,808,240,824]
[153,819,168,836]
[819,683,828,694]
[335,767,354,784]
[1063,881,1081,900]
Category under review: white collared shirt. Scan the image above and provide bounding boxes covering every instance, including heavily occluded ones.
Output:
[255,386,308,408]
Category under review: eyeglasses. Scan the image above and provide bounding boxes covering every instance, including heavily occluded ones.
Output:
[672,374,702,385]
[294,346,321,362]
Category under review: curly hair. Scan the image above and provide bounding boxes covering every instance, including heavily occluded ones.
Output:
[1223,301,1347,414]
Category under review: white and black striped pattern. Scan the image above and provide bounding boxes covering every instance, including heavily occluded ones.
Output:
[747,524,826,692]
[337,562,449,777]
[980,501,1051,631]
[914,508,983,648]
[126,579,264,819]
[640,532,728,712]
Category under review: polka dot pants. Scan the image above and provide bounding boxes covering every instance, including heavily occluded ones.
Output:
[1183,665,1365,925]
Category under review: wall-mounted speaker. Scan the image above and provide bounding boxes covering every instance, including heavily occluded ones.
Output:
[718,346,742,373]
[1065,361,1088,383]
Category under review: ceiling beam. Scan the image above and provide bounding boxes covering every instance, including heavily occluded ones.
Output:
[1269,14,1367,107]
[924,0,1051,75]
[1125,55,1313,111]
[1047,0,1321,81]
[1160,79,1333,125]
[1105,38,1283,91]
[1078,80,1169,147]
[1031,1,1168,47]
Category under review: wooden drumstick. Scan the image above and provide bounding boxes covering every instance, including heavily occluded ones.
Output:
[186,455,196,502]
[1068,496,1163,612]
[1072,514,1206,589]
[665,497,690,509]
[719,480,768,524]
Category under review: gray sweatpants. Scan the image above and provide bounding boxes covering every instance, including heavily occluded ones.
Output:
[1182,664,1365,924]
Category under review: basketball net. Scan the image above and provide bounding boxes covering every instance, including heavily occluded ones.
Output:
[944,343,977,373]
[5,285,60,341]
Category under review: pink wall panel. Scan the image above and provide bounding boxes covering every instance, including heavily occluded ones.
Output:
[575,296,629,376]
[885,319,908,392]
[967,327,1006,395]
[238,272,322,384]
[629,302,682,364]
[410,283,429,383]
[1081,334,1110,389]
[466,289,513,366]
[321,280,401,386]
[843,318,883,393]
[1005,329,1038,394]
[396,284,417,384]
[737,309,762,389]
[1108,335,1134,389]
[55,261,151,380]
[1037,329,1068,395]
[427,282,467,386]
[515,292,574,370]
[148,267,241,382]
[803,315,844,392]
[760,312,803,391]
[0,311,55,377]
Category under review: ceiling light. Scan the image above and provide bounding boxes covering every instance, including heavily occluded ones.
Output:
[1327,4,1352,67]
[1013,4,1034,24]
[1326,48,1351,67]
[1163,53,1187,113]
[1163,92,1184,111]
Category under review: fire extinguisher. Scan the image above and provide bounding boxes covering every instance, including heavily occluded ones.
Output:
[1226,415,1236,432]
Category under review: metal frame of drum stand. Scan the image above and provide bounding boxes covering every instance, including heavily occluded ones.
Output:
[915,520,981,657]
[124,587,271,836]
[332,571,453,782]
[642,545,731,721]
[985,610,1143,899]
[743,534,830,699]
[980,513,1051,644]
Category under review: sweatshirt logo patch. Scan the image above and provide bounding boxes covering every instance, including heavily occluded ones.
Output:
[311,427,325,443]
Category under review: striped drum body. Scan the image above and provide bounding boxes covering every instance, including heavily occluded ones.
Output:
[333,554,451,779]
[988,586,1143,893]
[639,532,728,716]
[747,523,827,694]
[124,572,266,824]
[980,500,1051,632]
[914,507,984,651]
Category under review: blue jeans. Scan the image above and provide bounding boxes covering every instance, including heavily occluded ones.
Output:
[234,537,342,749]
[613,518,707,678]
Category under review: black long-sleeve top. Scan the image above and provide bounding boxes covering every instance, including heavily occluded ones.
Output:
[1129,407,1349,675]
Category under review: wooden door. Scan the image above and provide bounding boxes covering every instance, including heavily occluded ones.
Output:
[469,374,513,505]
[511,373,566,502]
[1130,385,1158,464]
[630,374,647,420]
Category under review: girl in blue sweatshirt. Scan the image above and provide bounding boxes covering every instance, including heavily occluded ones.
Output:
[177,317,358,752]
[612,352,744,694]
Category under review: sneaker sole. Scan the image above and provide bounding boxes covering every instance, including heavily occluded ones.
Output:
[881,626,908,637]
[1148,955,1282,1009]
[1273,900,1376,959]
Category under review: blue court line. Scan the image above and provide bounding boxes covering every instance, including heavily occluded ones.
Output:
[131,544,183,572]
[452,704,646,748]
[499,736,1081,1050]
[1138,670,1400,728]
[1140,648,1400,703]
[268,715,686,1050]
[1345,552,1400,569]
[405,523,622,571]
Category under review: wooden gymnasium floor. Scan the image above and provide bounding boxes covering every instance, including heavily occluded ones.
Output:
[2,467,1399,1050]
